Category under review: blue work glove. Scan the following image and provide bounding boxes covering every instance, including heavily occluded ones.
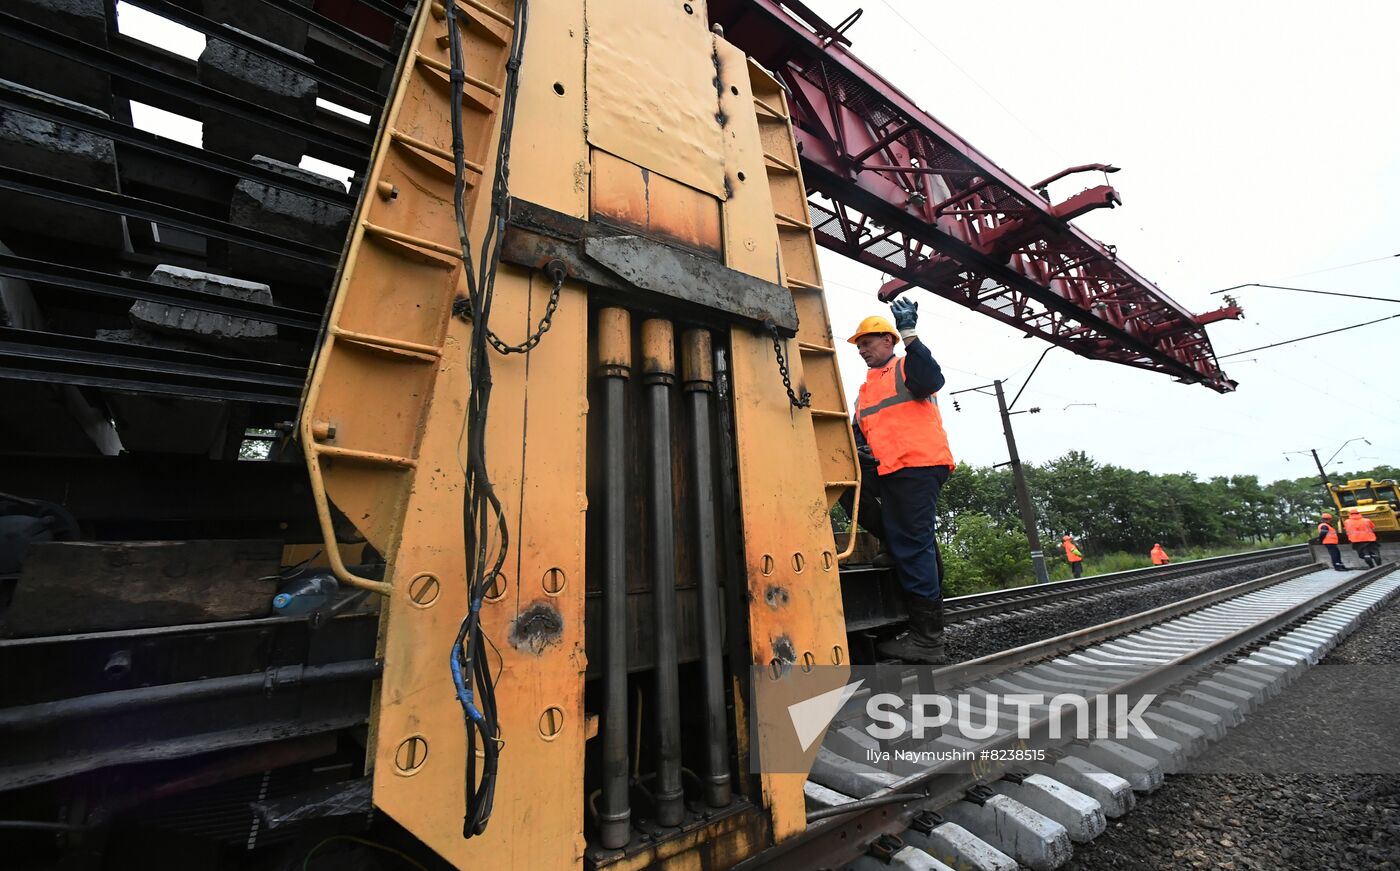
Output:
[890,298,918,335]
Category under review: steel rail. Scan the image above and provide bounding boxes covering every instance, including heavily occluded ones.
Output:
[122,0,387,108]
[250,0,397,61]
[0,165,342,265]
[0,88,356,207]
[739,562,1396,868]
[0,254,323,331]
[0,659,383,731]
[0,11,372,169]
[943,544,1310,620]
[0,327,306,405]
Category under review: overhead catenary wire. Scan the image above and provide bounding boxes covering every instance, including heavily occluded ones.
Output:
[871,0,1070,165]
[1008,345,1053,411]
[1277,251,1400,280]
[1218,313,1400,359]
[1209,282,1400,304]
[821,246,1394,458]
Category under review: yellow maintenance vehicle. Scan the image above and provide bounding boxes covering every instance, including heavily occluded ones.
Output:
[1329,478,1400,537]
[0,0,1241,867]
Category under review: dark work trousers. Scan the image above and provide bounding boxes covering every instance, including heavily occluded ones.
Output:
[1355,541,1382,564]
[1070,561,1083,579]
[1325,543,1344,568]
[841,465,949,599]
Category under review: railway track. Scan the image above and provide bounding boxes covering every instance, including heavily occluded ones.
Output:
[944,544,1311,622]
[753,560,1399,870]
[841,545,1310,636]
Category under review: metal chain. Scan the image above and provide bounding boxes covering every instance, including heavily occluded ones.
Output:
[486,261,565,355]
[766,320,811,408]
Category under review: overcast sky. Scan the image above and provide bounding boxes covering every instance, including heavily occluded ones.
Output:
[805,0,1400,484]
[118,1,1399,484]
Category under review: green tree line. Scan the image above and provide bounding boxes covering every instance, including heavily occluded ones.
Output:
[841,452,1397,594]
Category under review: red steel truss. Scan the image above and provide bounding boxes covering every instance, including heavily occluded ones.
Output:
[711,0,1241,391]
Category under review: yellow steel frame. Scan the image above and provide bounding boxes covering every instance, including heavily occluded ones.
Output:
[300,0,860,865]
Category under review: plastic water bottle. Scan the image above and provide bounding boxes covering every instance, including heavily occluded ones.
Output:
[272,572,340,616]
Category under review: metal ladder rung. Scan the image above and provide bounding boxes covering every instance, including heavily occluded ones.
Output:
[414,52,503,96]
[774,211,813,231]
[432,1,511,43]
[464,0,515,28]
[390,130,485,174]
[825,480,859,488]
[784,274,821,290]
[362,221,462,260]
[315,444,417,469]
[331,326,443,360]
[809,408,849,419]
[763,152,799,173]
[433,0,515,30]
[752,95,788,120]
[798,342,835,354]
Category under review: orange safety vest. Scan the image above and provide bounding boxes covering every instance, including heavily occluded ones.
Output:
[855,355,954,476]
[1062,537,1083,562]
[1317,522,1339,545]
[1345,514,1378,543]
[1150,545,1169,565]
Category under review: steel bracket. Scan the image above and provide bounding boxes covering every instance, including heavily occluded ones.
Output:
[502,198,799,336]
[907,810,943,835]
[867,833,904,862]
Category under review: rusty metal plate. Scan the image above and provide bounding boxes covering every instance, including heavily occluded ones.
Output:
[583,236,796,334]
[501,198,798,334]
[584,0,726,198]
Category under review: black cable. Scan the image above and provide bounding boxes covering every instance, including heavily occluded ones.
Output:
[0,820,86,832]
[444,0,531,838]
[1209,282,1400,304]
[1008,345,1052,411]
[1218,312,1400,359]
[804,792,926,823]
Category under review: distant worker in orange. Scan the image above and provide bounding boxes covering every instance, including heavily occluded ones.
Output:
[1344,507,1382,568]
[1316,511,1346,571]
[1062,533,1084,578]
[846,298,954,665]
[1150,543,1170,565]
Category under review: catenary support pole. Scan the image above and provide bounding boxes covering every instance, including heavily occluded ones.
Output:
[995,379,1050,584]
[1311,448,1331,490]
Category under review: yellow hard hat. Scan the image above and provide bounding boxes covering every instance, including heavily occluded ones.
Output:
[848,315,898,344]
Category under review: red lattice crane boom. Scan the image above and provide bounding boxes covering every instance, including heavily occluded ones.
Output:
[711,0,1241,391]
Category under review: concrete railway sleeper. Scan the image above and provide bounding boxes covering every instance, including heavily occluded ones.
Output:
[741,563,1400,870]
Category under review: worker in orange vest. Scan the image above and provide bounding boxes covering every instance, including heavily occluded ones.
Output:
[1344,507,1382,568]
[847,298,954,664]
[1150,543,1170,565]
[1316,512,1346,571]
[1062,533,1084,578]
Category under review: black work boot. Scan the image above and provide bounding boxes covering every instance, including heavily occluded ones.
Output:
[877,594,948,665]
